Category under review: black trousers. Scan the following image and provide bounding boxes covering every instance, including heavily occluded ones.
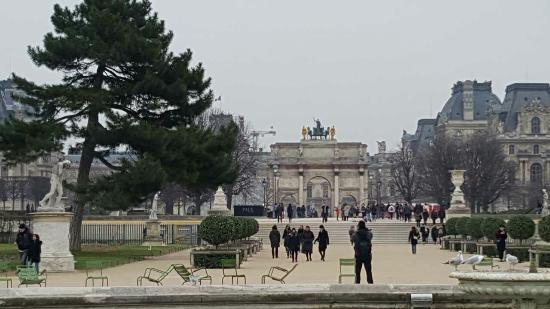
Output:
[497,243,506,260]
[355,258,373,284]
[271,246,279,258]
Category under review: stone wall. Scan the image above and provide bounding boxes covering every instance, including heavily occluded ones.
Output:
[0,284,513,308]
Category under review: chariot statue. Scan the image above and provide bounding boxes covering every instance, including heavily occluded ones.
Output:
[306,119,330,140]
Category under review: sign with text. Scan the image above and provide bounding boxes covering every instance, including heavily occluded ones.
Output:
[234,205,264,217]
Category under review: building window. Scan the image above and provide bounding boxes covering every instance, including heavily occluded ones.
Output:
[509,145,515,155]
[306,185,312,198]
[534,145,540,155]
[322,184,329,198]
[530,163,543,184]
[531,117,541,134]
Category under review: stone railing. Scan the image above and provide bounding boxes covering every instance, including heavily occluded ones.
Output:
[0,284,514,308]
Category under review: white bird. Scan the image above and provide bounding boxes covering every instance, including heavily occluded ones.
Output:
[506,254,519,270]
[462,255,485,270]
[444,251,464,270]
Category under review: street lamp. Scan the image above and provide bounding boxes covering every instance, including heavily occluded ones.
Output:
[261,178,267,208]
[376,169,382,206]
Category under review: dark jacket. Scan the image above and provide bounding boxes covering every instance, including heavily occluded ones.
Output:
[297,228,304,243]
[352,228,373,261]
[408,230,420,244]
[496,230,507,246]
[269,230,281,247]
[28,240,42,263]
[301,230,315,253]
[315,230,330,249]
[438,209,446,219]
[283,229,291,247]
[287,233,300,252]
[16,229,32,251]
[287,205,293,218]
[431,226,439,240]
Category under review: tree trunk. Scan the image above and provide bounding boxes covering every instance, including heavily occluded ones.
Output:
[165,201,174,215]
[226,193,233,210]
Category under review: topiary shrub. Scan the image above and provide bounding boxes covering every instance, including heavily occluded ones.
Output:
[467,217,484,240]
[199,215,235,248]
[445,217,459,236]
[538,216,550,243]
[482,218,506,241]
[507,216,535,244]
[455,217,471,237]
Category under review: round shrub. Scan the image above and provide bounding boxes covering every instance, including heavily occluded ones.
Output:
[445,217,459,235]
[467,217,484,240]
[482,217,506,241]
[507,216,535,242]
[538,216,550,242]
[455,217,471,236]
[199,215,235,247]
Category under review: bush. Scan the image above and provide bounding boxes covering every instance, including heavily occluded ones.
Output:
[538,216,550,242]
[507,216,535,242]
[199,215,236,247]
[482,218,506,241]
[445,217,459,235]
[467,217,484,240]
[455,217,471,237]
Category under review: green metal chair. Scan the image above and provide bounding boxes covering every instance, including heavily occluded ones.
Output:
[173,264,211,285]
[221,259,246,285]
[261,264,297,284]
[338,258,356,283]
[0,263,12,288]
[16,265,46,287]
[137,264,174,286]
[85,261,109,287]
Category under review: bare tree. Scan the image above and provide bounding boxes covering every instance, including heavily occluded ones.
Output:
[182,187,214,215]
[159,183,185,215]
[390,143,421,203]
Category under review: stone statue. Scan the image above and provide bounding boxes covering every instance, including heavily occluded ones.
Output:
[301,126,307,140]
[150,191,160,220]
[377,141,386,154]
[330,126,336,140]
[39,159,71,209]
[307,127,312,140]
[542,189,550,216]
[299,145,304,157]
[496,121,504,134]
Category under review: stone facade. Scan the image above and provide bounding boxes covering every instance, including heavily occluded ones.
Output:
[268,139,368,214]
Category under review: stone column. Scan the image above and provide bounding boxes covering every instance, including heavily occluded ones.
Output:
[521,160,527,184]
[546,161,550,185]
[298,167,304,206]
[359,168,365,203]
[31,210,75,272]
[334,168,340,210]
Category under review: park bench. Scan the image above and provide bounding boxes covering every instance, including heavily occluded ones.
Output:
[173,264,210,285]
[338,258,355,283]
[0,262,12,288]
[16,265,46,287]
[261,264,297,284]
[221,258,246,285]
[137,264,174,286]
[475,257,499,270]
[85,261,109,287]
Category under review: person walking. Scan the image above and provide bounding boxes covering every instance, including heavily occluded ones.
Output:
[277,204,284,223]
[269,225,281,259]
[408,226,420,254]
[438,208,446,224]
[420,224,429,244]
[422,207,429,225]
[348,225,356,245]
[28,234,42,273]
[287,204,293,223]
[414,211,422,228]
[388,204,395,220]
[301,226,315,261]
[15,224,32,265]
[335,207,340,221]
[431,225,439,244]
[288,228,300,263]
[321,205,329,223]
[352,220,374,284]
[496,225,508,262]
[315,225,329,261]
[430,209,438,225]
[283,225,291,258]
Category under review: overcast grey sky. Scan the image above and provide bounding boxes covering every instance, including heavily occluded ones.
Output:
[2,0,550,152]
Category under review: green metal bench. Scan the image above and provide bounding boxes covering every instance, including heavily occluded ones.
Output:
[137,264,174,286]
[338,258,355,283]
[221,258,246,285]
[85,261,109,287]
[16,265,46,287]
[474,257,499,270]
[0,263,12,288]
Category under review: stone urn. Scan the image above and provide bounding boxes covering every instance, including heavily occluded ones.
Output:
[208,187,231,216]
[450,271,550,309]
[447,169,470,217]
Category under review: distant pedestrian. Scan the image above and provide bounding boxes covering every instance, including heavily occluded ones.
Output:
[288,228,300,263]
[315,225,330,261]
[15,224,32,265]
[431,225,439,244]
[269,225,281,259]
[388,204,395,220]
[431,209,438,225]
[438,208,446,224]
[422,207,429,225]
[283,225,291,258]
[287,204,293,223]
[277,204,284,223]
[28,234,42,273]
[321,205,329,223]
[496,225,508,262]
[352,220,373,284]
[301,226,315,261]
[408,226,420,254]
[420,224,429,243]
[335,207,340,221]
[348,225,355,245]
[414,212,422,228]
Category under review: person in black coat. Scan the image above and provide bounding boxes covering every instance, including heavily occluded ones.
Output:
[301,226,315,261]
[287,204,293,223]
[282,225,291,258]
[28,234,42,273]
[321,205,329,223]
[431,225,439,244]
[287,228,300,262]
[352,220,373,284]
[15,224,32,265]
[315,225,330,261]
[495,225,508,261]
[408,226,420,254]
[269,225,281,259]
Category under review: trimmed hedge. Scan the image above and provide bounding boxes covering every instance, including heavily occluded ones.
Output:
[199,215,259,247]
[445,217,459,235]
[481,218,506,241]
[455,217,470,236]
[466,217,484,240]
[538,216,550,242]
[507,216,535,242]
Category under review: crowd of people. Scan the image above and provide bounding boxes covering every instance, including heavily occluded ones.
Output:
[269,225,330,262]
[15,223,42,273]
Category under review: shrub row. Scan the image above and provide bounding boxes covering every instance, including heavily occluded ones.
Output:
[199,215,259,247]
[445,215,534,241]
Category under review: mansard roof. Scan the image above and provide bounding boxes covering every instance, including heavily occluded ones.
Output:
[438,80,501,123]
[502,83,550,131]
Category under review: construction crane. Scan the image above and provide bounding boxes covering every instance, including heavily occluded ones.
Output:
[251,126,276,152]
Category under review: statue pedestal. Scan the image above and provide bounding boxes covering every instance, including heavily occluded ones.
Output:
[31,211,75,272]
[208,187,231,216]
[142,220,164,246]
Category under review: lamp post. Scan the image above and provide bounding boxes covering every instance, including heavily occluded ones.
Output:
[376,169,382,206]
[261,178,267,208]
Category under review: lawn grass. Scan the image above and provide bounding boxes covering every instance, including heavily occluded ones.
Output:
[0,243,187,271]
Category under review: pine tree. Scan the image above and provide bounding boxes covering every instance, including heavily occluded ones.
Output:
[0,0,237,250]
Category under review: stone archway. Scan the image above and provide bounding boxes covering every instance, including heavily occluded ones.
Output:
[306,176,331,216]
